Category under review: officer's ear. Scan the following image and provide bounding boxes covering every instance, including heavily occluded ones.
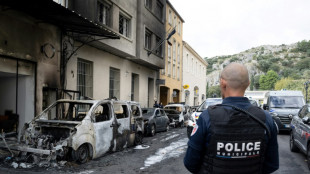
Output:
[220,78,227,89]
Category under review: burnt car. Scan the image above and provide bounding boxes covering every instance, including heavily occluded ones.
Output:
[290,104,310,170]
[164,104,191,127]
[142,108,169,136]
[0,99,144,165]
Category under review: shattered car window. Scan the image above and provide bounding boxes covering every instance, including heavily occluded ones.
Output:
[40,102,93,121]
[93,103,111,122]
[164,106,182,113]
[114,104,129,119]
[131,105,141,117]
[142,108,155,117]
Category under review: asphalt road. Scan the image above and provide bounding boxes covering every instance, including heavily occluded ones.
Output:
[0,128,309,174]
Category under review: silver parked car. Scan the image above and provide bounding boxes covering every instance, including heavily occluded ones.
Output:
[142,108,170,136]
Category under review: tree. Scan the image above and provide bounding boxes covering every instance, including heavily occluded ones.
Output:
[207,85,221,98]
[297,40,310,52]
[274,78,304,92]
[295,57,310,71]
[259,70,279,90]
[254,75,260,90]
[258,60,271,73]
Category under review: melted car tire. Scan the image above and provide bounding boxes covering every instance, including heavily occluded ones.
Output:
[166,124,170,132]
[73,144,89,164]
[290,132,299,152]
[134,132,143,145]
[150,124,156,136]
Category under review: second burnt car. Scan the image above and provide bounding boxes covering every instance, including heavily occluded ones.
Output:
[164,103,191,128]
[290,104,310,170]
[0,99,144,165]
[142,108,169,136]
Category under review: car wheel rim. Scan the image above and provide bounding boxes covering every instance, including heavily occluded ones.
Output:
[152,125,155,135]
[78,145,88,163]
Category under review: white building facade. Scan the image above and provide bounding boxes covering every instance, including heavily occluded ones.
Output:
[182,41,207,106]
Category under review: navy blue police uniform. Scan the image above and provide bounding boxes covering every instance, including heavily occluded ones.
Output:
[184,97,279,174]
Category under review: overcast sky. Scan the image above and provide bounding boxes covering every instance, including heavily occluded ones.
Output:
[170,0,310,58]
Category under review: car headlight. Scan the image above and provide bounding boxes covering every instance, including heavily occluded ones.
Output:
[270,112,279,118]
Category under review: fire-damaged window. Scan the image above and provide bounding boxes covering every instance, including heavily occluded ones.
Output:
[77,58,93,98]
[42,102,93,121]
[97,0,111,26]
[114,103,128,119]
[131,104,140,117]
[93,103,111,122]
[119,12,131,38]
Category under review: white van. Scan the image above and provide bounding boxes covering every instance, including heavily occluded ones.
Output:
[263,91,305,131]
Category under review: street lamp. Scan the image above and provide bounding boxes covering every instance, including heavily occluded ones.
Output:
[304,81,310,103]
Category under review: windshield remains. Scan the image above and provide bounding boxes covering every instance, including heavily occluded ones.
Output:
[198,99,222,112]
[270,96,304,109]
[142,108,155,117]
[164,106,182,113]
[40,102,93,121]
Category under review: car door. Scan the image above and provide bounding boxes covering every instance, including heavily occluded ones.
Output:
[113,102,131,151]
[294,105,307,148]
[92,101,115,158]
[154,109,163,130]
[299,106,310,152]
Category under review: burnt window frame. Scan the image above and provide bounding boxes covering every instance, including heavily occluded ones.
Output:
[97,0,111,26]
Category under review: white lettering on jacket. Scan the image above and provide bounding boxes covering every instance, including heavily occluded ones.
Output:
[216,141,261,157]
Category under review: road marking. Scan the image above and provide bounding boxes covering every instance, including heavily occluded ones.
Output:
[160,134,180,142]
[140,138,188,170]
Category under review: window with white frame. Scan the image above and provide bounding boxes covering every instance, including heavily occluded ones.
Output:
[109,67,120,99]
[155,0,163,20]
[145,28,152,50]
[161,68,165,75]
[173,40,176,62]
[119,13,130,37]
[173,64,176,78]
[77,58,93,98]
[168,10,172,24]
[177,43,180,64]
[97,1,111,26]
[178,21,181,35]
[192,58,194,73]
[173,15,176,27]
[177,66,180,80]
[168,61,171,76]
[145,0,152,10]
[186,54,189,72]
[174,16,177,27]
[168,44,171,61]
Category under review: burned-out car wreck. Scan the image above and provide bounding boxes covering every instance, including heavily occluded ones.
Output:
[0,99,144,167]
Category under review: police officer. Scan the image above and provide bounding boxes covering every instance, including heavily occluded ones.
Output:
[184,63,279,174]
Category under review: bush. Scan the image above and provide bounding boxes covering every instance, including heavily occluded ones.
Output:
[270,63,280,73]
[295,57,310,70]
[297,40,310,52]
[258,60,271,73]
[259,70,279,90]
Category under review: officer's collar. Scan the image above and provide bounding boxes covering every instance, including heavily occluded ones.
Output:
[222,97,249,104]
